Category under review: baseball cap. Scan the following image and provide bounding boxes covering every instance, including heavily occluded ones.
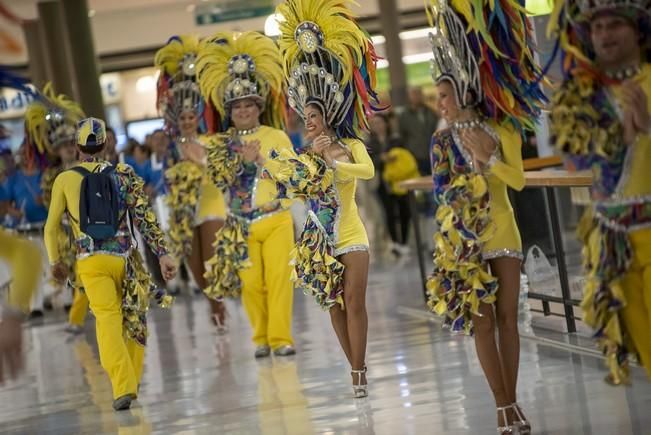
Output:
[77,117,107,147]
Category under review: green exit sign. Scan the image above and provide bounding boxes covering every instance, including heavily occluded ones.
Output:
[195,0,274,25]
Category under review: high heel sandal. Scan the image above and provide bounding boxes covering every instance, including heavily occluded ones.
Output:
[510,403,531,434]
[351,367,368,399]
[496,406,514,434]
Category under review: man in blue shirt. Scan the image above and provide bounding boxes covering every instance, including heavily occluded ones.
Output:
[3,146,49,315]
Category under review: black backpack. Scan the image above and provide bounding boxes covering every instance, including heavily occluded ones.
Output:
[70,165,121,240]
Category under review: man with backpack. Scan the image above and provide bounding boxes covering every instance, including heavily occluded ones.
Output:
[44,117,177,411]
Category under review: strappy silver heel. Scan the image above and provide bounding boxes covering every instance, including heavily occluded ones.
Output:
[510,403,531,434]
[496,406,514,434]
[351,366,368,399]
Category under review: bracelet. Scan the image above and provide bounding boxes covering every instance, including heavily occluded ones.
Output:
[487,154,500,169]
[330,159,338,170]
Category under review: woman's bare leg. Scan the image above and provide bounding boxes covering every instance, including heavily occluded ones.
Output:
[491,257,524,420]
[340,250,369,386]
[472,302,509,407]
[329,304,352,365]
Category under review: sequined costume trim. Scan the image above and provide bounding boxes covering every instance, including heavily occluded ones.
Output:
[334,244,369,257]
[194,214,225,226]
[482,249,523,261]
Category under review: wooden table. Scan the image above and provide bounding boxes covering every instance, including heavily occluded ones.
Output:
[400,169,592,333]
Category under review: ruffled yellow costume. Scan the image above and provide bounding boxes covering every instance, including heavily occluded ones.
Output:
[547,0,651,383]
[198,32,295,349]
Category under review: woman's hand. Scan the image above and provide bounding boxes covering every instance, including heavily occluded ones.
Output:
[240,140,262,164]
[460,128,497,165]
[180,141,205,165]
[311,134,332,156]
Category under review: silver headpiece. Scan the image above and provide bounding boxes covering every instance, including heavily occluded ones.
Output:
[428,0,481,108]
[155,36,204,129]
[286,22,353,127]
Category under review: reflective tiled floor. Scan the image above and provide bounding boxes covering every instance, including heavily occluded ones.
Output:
[1,261,650,435]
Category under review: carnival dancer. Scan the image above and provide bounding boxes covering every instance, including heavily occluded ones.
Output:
[424,0,546,432]
[197,31,296,358]
[36,92,85,324]
[259,0,380,397]
[155,35,228,331]
[44,117,177,410]
[548,0,651,384]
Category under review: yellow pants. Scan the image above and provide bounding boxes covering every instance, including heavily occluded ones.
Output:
[621,227,651,379]
[77,255,145,399]
[0,229,42,312]
[240,211,294,349]
[68,287,89,326]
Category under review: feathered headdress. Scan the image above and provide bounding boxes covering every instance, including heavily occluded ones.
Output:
[155,35,206,132]
[24,82,85,169]
[276,0,381,139]
[196,31,286,130]
[427,0,547,131]
[547,0,650,76]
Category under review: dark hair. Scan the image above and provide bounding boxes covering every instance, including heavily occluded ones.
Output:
[370,112,392,137]
[78,141,105,155]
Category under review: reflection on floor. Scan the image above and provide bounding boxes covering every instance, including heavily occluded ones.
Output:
[1,261,649,435]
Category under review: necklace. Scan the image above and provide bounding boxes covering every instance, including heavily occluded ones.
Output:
[605,65,641,81]
[452,119,484,130]
[452,119,500,144]
[178,135,198,144]
[236,125,261,136]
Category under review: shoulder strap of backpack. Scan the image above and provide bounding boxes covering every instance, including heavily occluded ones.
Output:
[100,165,116,175]
[69,166,91,177]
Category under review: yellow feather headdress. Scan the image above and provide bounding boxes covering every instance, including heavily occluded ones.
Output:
[196,31,285,130]
[276,0,380,139]
[154,35,204,131]
[24,82,84,167]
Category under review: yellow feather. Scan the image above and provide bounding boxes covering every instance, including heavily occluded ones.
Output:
[276,0,368,86]
[196,31,284,128]
[154,35,201,78]
[24,82,84,156]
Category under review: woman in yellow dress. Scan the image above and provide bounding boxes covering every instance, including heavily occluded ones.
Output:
[155,35,228,331]
[263,0,380,398]
[424,0,546,433]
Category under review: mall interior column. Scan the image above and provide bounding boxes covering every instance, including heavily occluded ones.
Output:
[377,0,407,107]
[61,0,104,118]
[22,19,50,89]
[37,1,75,97]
